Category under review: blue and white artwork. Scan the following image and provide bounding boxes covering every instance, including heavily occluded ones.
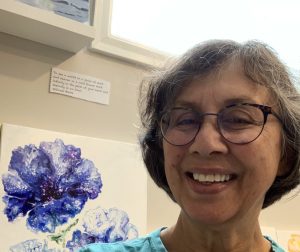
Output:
[16,0,91,24]
[0,123,147,252]
[3,139,102,233]
[66,207,139,251]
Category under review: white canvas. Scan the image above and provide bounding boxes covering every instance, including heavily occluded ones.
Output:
[0,123,147,251]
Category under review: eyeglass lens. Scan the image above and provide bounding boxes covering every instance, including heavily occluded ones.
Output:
[160,104,266,145]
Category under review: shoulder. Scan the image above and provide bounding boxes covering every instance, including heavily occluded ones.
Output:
[264,236,285,252]
[79,228,167,252]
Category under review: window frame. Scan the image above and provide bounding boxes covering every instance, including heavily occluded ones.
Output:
[89,0,169,68]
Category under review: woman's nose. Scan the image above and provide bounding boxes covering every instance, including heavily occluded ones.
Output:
[188,116,229,156]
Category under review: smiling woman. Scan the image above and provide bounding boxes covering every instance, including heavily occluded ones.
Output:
[79,40,300,251]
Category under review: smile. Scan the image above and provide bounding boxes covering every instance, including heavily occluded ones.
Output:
[192,173,232,183]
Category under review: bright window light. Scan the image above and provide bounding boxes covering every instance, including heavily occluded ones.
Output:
[111,0,300,73]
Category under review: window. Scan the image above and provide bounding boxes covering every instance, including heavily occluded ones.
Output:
[91,0,300,75]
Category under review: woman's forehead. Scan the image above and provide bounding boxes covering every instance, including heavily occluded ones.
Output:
[173,68,272,109]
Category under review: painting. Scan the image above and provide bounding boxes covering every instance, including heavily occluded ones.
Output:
[0,123,147,251]
[277,230,300,252]
[16,0,91,24]
[261,226,300,252]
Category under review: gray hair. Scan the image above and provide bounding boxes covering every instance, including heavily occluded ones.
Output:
[139,39,300,208]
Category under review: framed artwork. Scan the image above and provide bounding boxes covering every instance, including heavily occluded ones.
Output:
[277,230,300,252]
[0,123,147,251]
[261,226,300,252]
[16,0,92,24]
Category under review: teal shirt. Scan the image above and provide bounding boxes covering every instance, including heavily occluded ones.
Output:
[79,228,166,252]
[79,228,285,252]
[265,236,286,252]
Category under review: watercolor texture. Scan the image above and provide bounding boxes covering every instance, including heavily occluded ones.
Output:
[0,123,147,251]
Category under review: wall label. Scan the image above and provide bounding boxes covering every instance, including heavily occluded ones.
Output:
[50,68,110,105]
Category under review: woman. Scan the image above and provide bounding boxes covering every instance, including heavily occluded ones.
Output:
[80,40,300,251]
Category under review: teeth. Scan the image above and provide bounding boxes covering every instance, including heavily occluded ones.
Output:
[214,174,221,182]
[192,173,231,183]
[206,174,214,182]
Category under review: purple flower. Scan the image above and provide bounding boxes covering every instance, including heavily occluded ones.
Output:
[66,207,138,251]
[2,139,102,233]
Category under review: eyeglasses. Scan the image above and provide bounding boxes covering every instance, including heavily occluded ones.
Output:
[160,103,281,146]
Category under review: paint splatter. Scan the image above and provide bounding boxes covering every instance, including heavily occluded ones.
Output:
[66,207,138,251]
[2,139,102,233]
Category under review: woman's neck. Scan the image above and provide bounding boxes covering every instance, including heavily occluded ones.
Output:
[160,212,272,252]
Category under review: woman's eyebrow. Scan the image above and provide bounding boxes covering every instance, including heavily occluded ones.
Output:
[175,97,259,108]
[223,97,259,106]
[174,100,193,106]
[173,101,199,110]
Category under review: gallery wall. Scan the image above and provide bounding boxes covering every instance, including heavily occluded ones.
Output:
[0,31,299,235]
[0,31,180,235]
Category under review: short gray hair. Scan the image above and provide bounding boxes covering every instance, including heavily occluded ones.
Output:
[139,39,300,208]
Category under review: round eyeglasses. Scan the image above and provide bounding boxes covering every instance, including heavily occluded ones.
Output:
[160,103,281,146]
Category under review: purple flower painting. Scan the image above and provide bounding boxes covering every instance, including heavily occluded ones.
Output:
[0,124,146,252]
[66,207,138,251]
[2,139,102,233]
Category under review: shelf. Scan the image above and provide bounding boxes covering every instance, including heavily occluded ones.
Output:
[0,1,95,52]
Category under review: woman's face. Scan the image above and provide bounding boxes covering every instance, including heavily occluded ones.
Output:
[162,64,284,227]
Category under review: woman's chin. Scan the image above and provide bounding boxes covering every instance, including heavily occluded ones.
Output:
[179,201,239,228]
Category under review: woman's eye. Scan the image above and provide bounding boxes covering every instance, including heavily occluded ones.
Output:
[221,115,260,130]
[169,112,199,129]
[176,118,197,126]
[225,116,252,124]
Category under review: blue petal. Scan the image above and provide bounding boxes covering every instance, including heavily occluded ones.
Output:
[3,196,32,221]
[27,195,87,233]
[9,144,53,185]
[40,139,81,177]
[27,206,56,233]
[2,172,32,196]
[66,230,97,251]
[60,160,102,199]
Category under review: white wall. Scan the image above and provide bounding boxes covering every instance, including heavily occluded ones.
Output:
[259,189,300,230]
[0,31,177,235]
[0,32,144,143]
[0,32,299,235]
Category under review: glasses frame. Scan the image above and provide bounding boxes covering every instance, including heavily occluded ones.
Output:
[160,103,282,146]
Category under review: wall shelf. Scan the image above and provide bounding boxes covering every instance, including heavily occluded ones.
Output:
[0,1,95,52]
